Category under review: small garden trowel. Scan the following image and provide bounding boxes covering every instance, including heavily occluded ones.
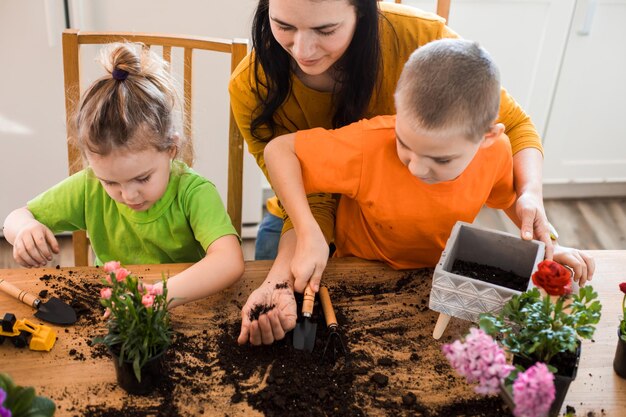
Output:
[292,286,317,352]
[0,278,77,325]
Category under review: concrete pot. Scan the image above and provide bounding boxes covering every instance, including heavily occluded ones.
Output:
[429,222,545,334]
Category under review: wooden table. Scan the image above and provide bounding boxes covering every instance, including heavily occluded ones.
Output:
[1,251,624,416]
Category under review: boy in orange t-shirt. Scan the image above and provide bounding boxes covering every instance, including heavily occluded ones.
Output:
[264,39,594,294]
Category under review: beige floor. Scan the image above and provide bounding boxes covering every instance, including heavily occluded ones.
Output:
[1,197,625,269]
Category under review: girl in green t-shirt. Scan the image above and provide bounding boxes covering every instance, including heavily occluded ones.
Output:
[3,42,244,308]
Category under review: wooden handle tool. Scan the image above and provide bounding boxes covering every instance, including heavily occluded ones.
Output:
[0,278,38,308]
[302,285,316,318]
[319,286,337,328]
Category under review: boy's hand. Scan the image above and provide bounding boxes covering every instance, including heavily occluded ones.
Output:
[238,279,297,346]
[291,228,329,294]
[516,192,554,259]
[552,245,595,287]
[12,219,59,268]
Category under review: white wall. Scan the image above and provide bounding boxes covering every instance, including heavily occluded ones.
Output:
[0,0,264,235]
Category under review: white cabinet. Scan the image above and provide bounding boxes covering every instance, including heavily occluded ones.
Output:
[542,0,626,185]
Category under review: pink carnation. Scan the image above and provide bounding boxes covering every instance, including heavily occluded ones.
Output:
[512,363,555,417]
[142,294,155,308]
[138,282,153,293]
[442,328,514,395]
[100,287,112,300]
[103,261,121,273]
[149,285,163,296]
[114,268,131,282]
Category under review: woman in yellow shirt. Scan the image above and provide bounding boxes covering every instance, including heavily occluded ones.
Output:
[230,0,551,346]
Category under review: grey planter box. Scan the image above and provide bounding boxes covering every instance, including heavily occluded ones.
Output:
[429,221,545,324]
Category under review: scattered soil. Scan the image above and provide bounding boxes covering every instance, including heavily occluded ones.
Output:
[15,266,594,416]
[451,260,529,291]
[249,303,276,321]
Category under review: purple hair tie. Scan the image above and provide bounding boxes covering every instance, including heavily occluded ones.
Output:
[112,68,129,81]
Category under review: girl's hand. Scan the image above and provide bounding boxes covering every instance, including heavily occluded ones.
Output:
[12,219,59,268]
[553,245,595,287]
[516,191,554,259]
[291,226,329,294]
[238,279,297,346]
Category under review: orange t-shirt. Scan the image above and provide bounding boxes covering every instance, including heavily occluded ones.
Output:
[295,115,517,269]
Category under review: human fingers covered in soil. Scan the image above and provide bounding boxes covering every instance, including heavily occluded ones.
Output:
[239,280,297,346]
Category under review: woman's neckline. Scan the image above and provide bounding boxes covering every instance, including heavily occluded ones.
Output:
[291,59,338,93]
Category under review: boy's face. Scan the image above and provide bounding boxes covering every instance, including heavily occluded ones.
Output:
[395,110,485,184]
[86,145,175,212]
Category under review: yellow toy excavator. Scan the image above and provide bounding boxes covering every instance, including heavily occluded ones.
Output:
[0,313,56,351]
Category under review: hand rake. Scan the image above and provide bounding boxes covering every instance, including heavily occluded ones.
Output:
[319,286,348,364]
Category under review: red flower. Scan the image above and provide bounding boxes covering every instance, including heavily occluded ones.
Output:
[532,260,572,296]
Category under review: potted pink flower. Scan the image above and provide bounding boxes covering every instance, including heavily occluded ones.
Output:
[479,260,602,416]
[93,261,172,395]
[443,328,555,417]
[614,282,626,378]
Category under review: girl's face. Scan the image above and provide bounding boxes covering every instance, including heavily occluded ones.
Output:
[268,0,358,77]
[86,145,176,212]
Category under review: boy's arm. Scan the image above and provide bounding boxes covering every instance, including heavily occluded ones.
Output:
[3,207,59,267]
[153,234,244,308]
[264,134,330,293]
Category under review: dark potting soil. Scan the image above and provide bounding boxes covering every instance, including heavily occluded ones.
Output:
[248,303,276,321]
[33,268,517,416]
[451,260,529,291]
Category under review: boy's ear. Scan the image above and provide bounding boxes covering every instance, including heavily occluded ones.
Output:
[480,123,505,148]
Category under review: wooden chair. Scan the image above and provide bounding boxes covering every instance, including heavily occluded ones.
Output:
[393,0,451,21]
[61,30,247,266]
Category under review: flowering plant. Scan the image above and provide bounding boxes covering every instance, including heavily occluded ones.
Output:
[443,329,555,417]
[0,373,55,417]
[480,260,602,365]
[93,261,172,381]
[619,282,626,342]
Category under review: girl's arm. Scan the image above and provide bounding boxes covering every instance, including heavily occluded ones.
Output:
[264,134,330,293]
[3,207,59,267]
[154,234,244,308]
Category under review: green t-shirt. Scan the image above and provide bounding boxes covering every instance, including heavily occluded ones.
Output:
[28,161,238,265]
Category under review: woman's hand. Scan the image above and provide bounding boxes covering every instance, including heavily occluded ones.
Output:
[516,191,554,259]
[12,219,59,268]
[238,278,297,346]
[553,245,595,287]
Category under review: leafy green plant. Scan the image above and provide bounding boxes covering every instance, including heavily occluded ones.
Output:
[0,373,55,417]
[93,261,172,381]
[480,285,602,365]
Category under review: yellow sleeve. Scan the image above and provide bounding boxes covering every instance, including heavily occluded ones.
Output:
[497,88,544,156]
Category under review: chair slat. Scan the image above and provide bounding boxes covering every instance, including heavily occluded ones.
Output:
[163,46,172,66]
[183,47,193,166]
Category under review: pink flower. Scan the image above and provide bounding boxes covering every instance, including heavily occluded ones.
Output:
[114,268,131,282]
[103,261,121,273]
[442,328,514,395]
[149,285,163,296]
[142,294,155,308]
[100,287,112,300]
[138,282,153,293]
[512,363,555,417]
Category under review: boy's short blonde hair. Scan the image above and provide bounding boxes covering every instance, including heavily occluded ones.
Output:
[394,39,501,142]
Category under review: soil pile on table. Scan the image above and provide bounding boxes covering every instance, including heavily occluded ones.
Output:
[35,268,515,416]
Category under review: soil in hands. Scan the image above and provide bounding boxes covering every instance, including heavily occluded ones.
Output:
[451,260,529,291]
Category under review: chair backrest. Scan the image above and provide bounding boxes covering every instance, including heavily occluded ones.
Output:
[62,29,247,266]
[393,0,451,21]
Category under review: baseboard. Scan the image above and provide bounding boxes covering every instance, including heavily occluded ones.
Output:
[543,181,626,199]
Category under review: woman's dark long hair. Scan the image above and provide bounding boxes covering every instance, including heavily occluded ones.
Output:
[250,0,381,140]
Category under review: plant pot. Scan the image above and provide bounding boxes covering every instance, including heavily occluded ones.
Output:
[512,342,581,417]
[613,328,626,379]
[429,222,545,323]
[109,347,167,395]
